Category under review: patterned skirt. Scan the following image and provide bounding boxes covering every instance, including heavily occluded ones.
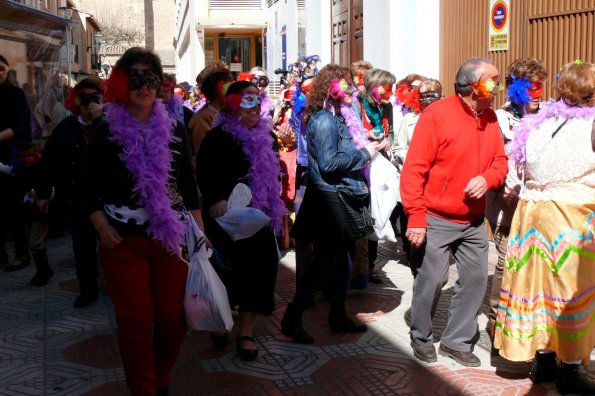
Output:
[494,200,595,364]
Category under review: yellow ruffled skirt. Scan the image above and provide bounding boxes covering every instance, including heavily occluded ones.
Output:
[494,200,595,364]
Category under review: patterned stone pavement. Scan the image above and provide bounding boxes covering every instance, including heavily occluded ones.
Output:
[0,234,593,395]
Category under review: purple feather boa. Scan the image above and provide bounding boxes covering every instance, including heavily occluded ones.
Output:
[105,101,185,253]
[163,94,185,123]
[260,93,273,119]
[510,99,595,163]
[212,112,286,233]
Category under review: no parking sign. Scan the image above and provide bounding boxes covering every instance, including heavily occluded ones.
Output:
[489,0,509,51]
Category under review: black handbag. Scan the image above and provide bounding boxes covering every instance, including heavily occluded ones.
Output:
[336,188,375,240]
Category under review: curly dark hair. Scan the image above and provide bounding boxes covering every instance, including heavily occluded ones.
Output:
[505,58,548,87]
[115,47,163,82]
[303,64,351,124]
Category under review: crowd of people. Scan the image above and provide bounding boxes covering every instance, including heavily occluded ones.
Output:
[0,48,593,395]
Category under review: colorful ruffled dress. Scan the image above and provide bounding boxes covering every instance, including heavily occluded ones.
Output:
[494,100,595,364]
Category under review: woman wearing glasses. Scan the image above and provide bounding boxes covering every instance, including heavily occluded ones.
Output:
[196,80,284,361]
[80,47,201,396]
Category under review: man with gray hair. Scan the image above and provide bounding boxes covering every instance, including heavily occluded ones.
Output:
[400,57,508,366]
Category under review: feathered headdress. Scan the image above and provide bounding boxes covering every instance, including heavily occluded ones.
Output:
[507,73,531,105]
[237,72,252,82]
[288,55,320,83]
[195,60,231,89]
[395,84,421,114]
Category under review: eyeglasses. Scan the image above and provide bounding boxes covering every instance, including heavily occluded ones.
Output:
[250,75,269,88]
[78,92,103,106]
[128,68,161,91]
[239,94,262,109]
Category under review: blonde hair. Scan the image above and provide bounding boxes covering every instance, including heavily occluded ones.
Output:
[351,60,373,77]
[556,61,595,107]
[363,68,396,103]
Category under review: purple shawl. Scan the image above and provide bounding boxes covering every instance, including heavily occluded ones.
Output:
[212,112,286,233]
[510,99,595,163]
[105,101,185,253]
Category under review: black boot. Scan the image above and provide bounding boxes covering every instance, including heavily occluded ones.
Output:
[556,363,595,395]
[529,349,559,383]
[328,302,367,333]
[30,249,54,287]
[281,302,314,343]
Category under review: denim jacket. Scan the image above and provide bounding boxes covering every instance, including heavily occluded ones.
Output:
[306,109,371,194]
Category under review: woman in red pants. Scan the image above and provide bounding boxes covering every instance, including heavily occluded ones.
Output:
[80,47,201,396]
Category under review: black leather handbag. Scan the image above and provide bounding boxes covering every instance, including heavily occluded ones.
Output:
[336,188,375,240]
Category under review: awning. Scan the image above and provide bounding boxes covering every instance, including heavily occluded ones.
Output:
[0,0,69,38]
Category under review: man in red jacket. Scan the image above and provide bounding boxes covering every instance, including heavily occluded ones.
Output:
[400,57,508,367]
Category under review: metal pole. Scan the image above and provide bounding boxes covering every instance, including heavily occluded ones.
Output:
[66,24,71,85]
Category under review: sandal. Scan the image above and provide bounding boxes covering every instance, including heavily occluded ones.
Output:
[236,336,258,361]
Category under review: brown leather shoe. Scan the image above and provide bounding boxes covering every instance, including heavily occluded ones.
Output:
[439,344,481,367]
[410,342,437,363]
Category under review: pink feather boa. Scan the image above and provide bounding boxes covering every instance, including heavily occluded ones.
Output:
[105,101,185,253]
[510,99,595,163]
[212,112,286,233]
[340,102,369,149]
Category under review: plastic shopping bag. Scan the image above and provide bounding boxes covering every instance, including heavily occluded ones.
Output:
[368,154,399,242]
[182,211,234,333]
[215,183,270,241]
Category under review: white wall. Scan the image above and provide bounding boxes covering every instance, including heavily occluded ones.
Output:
[364,0,440,81]
[305,0,331,67]
[265,0,301,79]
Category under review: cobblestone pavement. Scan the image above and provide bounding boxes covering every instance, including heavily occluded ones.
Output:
[0,234,593,395]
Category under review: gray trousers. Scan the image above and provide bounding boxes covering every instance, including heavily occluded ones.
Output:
[410,215,488,352]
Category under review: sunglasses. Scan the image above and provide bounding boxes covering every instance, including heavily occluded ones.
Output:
[78,92,103,106]
[128,68,161,91]
[419,91,441,106]
[240,94,262,109]
[250,75,269,88]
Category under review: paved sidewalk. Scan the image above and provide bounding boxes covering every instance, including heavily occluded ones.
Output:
[0,234,593,395]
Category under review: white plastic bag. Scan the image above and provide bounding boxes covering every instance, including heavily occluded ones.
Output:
[215,183,270,241]
[182,212,234,333]
[368,154,399,242]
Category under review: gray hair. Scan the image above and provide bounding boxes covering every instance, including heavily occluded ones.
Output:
[454,57,494,96]
[250,66,266,74]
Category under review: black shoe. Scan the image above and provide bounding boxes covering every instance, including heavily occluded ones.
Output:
[529,349,559,384]
[5,257,31,272]
[281,302,314,344]
[236,336,258,361]
[30,269,54,287]
[411,342,437,363]
[328,303,367,333]
[73,294,98,308]
[556,363,595,395]
[210,332,229,350]
[438,344,481,367]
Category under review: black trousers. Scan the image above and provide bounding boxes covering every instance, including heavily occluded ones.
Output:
[292,189,355,308]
